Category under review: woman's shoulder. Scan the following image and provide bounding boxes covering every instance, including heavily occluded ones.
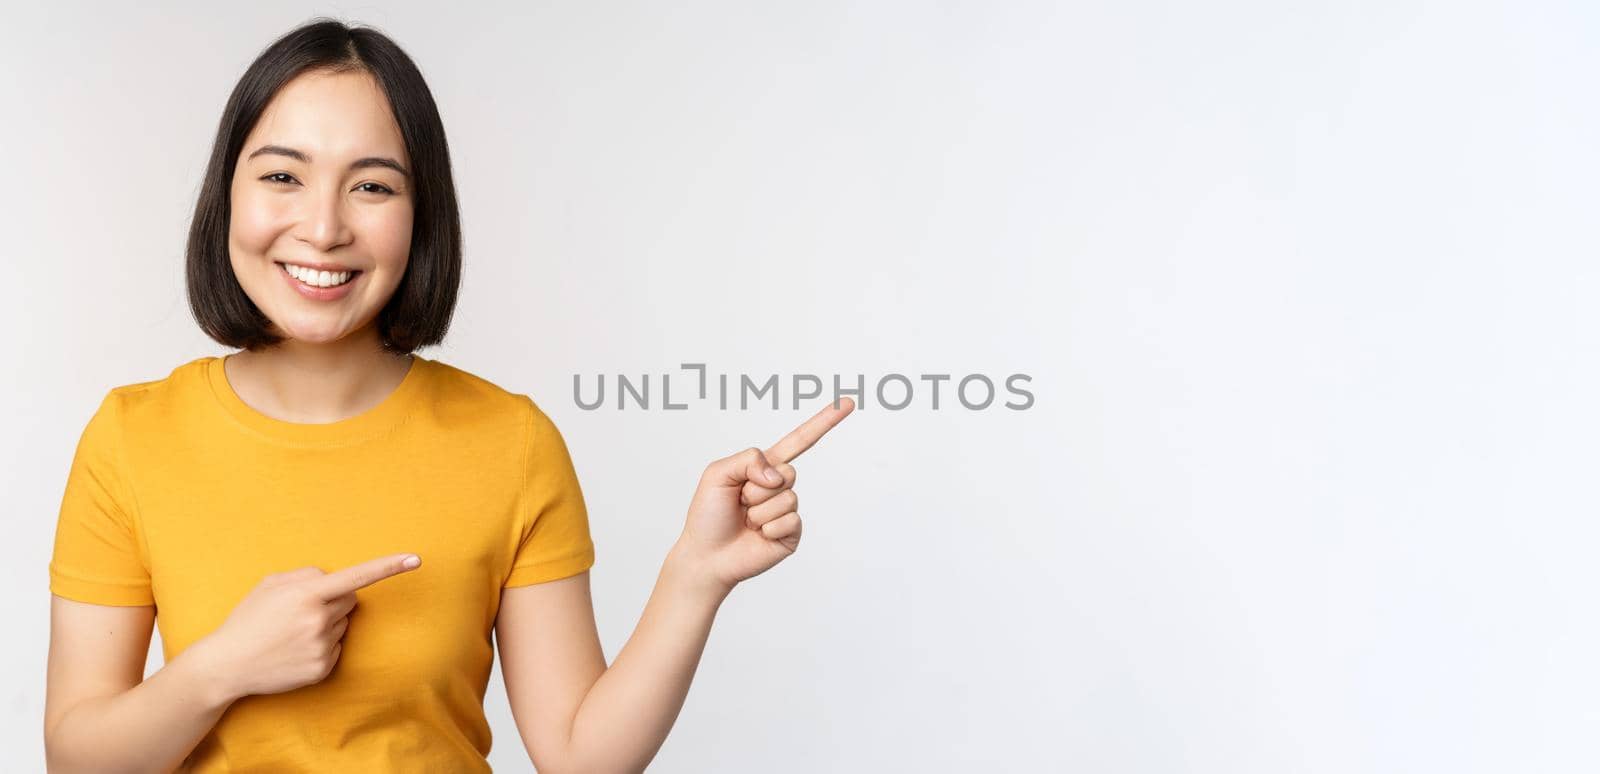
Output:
[100,356,217,408]
[73,356,217,437]
[421,359,578,464]
[420,356,553,424]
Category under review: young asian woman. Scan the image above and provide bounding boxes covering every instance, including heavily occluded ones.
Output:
[42,17,853,773]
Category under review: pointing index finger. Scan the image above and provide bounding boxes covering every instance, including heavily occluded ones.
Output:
[312,553,421,601]
[765,397,856,464]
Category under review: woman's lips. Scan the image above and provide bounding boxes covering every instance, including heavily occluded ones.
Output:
[276,261,362,301]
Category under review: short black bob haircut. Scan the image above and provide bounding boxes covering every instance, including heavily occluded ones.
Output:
[186,18,461,355]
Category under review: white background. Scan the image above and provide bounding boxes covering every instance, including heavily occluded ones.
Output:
[4,1,1596,771]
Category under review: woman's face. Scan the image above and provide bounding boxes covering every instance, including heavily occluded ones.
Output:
[229,68,414,346]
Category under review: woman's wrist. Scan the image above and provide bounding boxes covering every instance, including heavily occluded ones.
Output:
[663,541,736,604]
[178,636,246,711]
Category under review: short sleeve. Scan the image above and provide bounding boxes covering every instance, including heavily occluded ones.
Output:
[504,397,596,588]
[49,391,154,606]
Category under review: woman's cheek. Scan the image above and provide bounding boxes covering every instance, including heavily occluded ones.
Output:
[367,205,414,268]
[229,186,286,256]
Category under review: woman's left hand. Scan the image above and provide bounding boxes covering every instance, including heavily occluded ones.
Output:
[673,398,855,596]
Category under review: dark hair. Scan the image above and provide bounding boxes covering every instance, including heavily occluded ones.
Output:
[186,17,461,355]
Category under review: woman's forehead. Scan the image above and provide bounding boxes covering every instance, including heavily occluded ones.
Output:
[244,70,408,164]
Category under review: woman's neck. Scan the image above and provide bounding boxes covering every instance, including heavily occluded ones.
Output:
[222,327,415,424]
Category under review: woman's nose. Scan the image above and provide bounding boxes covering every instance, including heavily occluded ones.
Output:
[294,185,353,252]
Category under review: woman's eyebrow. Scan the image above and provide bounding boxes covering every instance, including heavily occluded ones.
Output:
[246,144,410,178]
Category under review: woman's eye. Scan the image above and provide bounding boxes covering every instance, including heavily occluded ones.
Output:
[259,174,393,196]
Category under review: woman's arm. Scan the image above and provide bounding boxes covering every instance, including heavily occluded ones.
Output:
[498,401,852,773]
[45,595,238,773]
[497,543,727,774]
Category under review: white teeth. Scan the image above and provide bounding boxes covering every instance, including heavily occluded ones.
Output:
[281,263,354,288]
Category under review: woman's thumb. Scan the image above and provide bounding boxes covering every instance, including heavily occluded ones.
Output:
[711,447,780,488]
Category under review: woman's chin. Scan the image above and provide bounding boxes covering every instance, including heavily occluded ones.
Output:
[271,320,355,345]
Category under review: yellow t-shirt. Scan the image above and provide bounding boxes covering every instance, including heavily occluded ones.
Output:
[48,354,596,772]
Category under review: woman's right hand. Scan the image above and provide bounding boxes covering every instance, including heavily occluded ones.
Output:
[193,553,423,700]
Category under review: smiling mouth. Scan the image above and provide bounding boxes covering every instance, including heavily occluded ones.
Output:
[275,261,362,288]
